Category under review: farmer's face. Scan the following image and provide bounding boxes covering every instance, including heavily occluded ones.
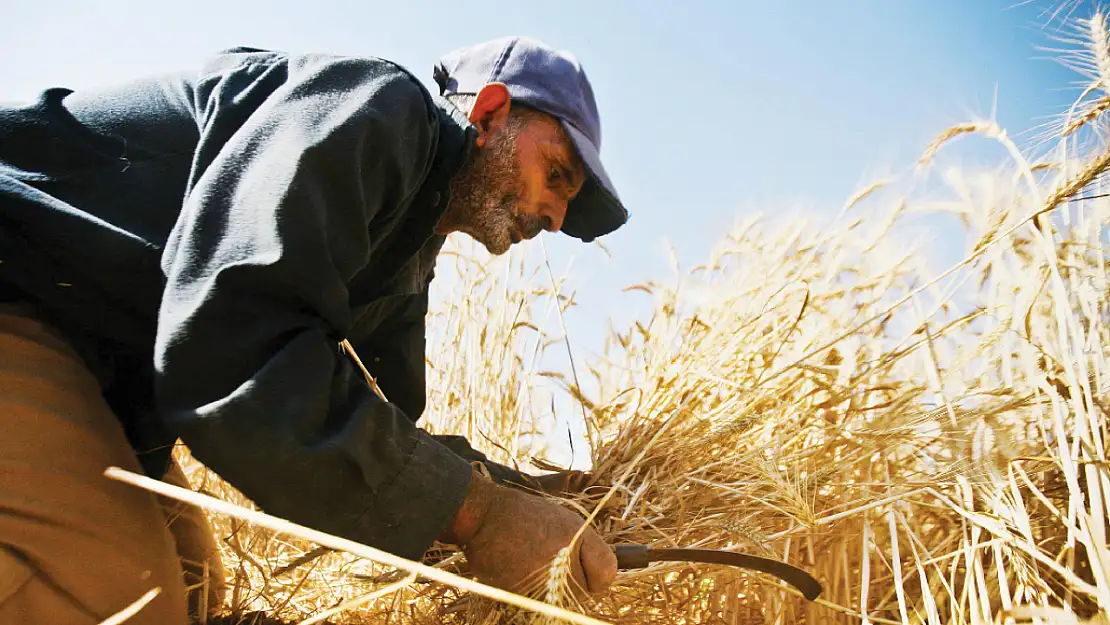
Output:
[436,84,586,256]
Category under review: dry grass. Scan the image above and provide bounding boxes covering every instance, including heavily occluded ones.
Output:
[128,10,1110,625]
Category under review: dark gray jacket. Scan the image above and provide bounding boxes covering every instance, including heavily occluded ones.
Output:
[0,47,528,561]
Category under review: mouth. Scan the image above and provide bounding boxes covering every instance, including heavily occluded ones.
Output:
[513,217,547,244]
[511,224,542,245]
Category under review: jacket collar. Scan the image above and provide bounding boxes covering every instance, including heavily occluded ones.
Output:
[394,95,475,251]
[356,95,476,299]
[427,95,477,215]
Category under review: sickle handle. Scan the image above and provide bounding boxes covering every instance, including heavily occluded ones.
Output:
[613,543,651,569]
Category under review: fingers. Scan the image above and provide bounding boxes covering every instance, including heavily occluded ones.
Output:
[578,530,619,594]
[569,548,589,598]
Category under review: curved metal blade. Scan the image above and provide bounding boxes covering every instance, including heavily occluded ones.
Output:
[613,544,822,601]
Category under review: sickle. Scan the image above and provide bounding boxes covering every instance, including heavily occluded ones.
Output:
[612,544,823,601]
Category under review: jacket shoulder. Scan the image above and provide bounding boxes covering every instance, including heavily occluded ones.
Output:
[199,47,431,96]
[190,47,437,128]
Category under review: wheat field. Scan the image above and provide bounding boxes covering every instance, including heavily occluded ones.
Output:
[116,10,1110,625]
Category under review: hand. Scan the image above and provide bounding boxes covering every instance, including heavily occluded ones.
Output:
[440,468,618,597]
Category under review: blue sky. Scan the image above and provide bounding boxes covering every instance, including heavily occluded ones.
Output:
[1,0,1097,464]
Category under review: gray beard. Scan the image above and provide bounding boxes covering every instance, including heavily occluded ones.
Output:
[439,123,547,256]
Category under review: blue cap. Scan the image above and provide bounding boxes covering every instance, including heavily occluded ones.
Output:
[433,36,629,242]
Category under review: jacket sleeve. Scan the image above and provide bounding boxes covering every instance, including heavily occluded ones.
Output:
[353,291,539,489]
[153,52,473,561]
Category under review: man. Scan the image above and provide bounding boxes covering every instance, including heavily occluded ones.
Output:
[0,35,628,623]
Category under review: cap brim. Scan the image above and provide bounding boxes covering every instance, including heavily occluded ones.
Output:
[560,122,629,242]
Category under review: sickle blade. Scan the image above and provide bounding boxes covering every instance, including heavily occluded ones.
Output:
[613,544,823,601]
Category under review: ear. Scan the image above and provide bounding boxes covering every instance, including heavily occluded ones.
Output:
[469,82,512,146]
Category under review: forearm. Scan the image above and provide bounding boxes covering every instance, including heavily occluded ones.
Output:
[161,324,474,559]
[350,297,540,493]
[430,434,539,489]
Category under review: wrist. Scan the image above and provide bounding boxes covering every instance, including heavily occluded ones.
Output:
[440,465,497,547]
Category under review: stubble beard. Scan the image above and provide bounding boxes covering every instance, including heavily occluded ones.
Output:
[440,125,533,256]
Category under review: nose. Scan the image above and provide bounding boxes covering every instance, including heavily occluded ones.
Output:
[540,200,568,233]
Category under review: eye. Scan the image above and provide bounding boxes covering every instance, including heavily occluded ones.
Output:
[547,165,563,184]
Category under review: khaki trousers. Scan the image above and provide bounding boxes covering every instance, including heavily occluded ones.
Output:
[0,304,227,624]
